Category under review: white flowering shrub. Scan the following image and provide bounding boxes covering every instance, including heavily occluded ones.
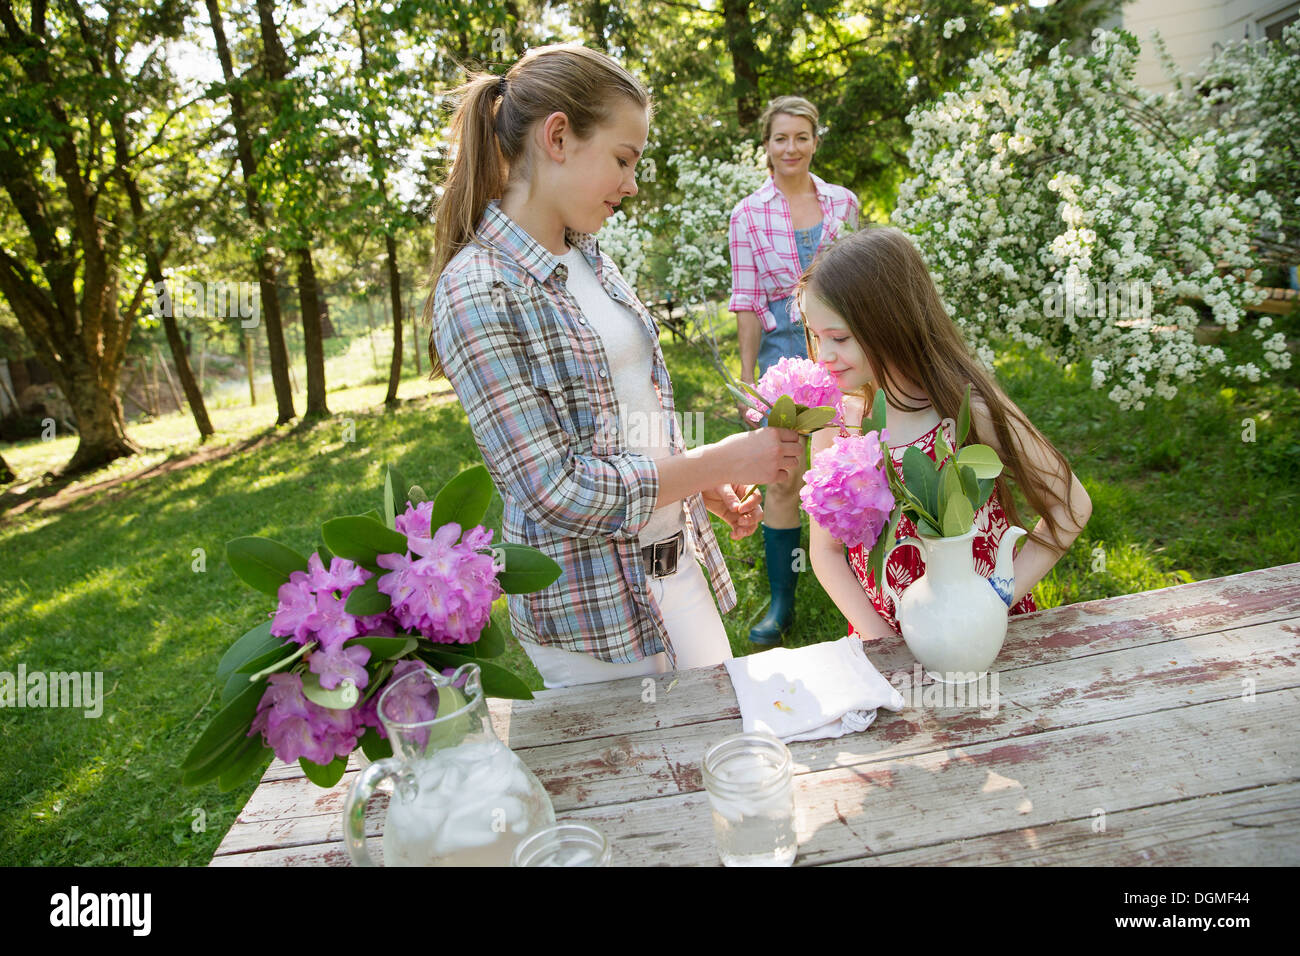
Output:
[893,28,1287,410]
[597,210,649,292]
[1171,22,1299,268]
[654,145,768,306]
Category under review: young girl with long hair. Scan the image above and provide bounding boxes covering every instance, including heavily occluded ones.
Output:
[426,44,802,688]
[802,227,1092,641]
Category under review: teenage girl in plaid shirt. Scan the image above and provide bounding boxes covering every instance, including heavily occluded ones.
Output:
[728,96,860,646]
[426,45,802,689]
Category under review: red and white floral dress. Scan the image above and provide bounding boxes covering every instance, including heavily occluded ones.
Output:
[844,421,1037,637]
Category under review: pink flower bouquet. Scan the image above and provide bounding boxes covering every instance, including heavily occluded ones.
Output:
[181,465,560,790]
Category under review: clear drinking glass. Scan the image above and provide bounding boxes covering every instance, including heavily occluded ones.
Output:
[511,822,612,867]
[701,732,797,867]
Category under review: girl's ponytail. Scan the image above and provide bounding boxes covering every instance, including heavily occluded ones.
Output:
[425,73,507,379]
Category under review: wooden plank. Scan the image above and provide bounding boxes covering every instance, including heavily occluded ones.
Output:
[213,628,1299,862]
[253,564,1300,783]
[216,779,1300,868]
[827,781,1300,866]
[214,784,388,858]
[554,687,1300,866]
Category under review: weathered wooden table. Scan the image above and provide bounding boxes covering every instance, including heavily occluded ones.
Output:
[210,563,1300,866]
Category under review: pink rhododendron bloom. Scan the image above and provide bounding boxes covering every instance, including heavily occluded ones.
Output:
[756,357,845,417]
[271,554,373,647]
[375,506,503,644]
[249,672,366,766]
[309,642,371,691]
[801,430,896,550]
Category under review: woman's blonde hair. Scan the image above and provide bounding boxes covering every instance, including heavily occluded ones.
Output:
[758,95,819,173]
[801,226,1079,553]
[425,43,650,378]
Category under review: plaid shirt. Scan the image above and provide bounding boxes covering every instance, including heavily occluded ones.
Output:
[728,172,861,331]
[433,200,737,666]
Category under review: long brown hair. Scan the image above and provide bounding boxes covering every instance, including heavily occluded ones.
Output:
[424,43,650,378]
[802,226,1078,552]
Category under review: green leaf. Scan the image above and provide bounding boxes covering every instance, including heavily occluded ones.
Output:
[343,576,391,616]
[794,406,837,433]
[861,388,888,435]
[957,384,972,446]
[430,465,494,532]
[235,639,299,676]
[473,613,507,659]
[955,444,1004,480]
[181,678,267,773]
[939,459,963,517]
[473,659,535,700]
[738,380,769,406]
[316,544,335,565]
[387,463,411,510]
[301,671,360,710]
[901,446,941,520]
[767,394,797,429]
[226,538,309,597]
[959,464,981,511]
[727,383,768,413]
[359,727,392,762]
[941,477,975,536]
[417,649,534,700]
[220,671,249,706]
[916,515,943,537]
[407,484,428,504]
[216,620,276,682]
[321,515,409,569]
[181,730,257,788]
[346,635,418,659]
[867,502,903,585]
[218,739,273,792]
[299,755,348,788]
[383,470,397,530]
[934,422,953,465]
[494,543,562,593]
[977,477,996,510]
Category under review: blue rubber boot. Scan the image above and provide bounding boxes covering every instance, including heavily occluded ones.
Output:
[749,525,801,646]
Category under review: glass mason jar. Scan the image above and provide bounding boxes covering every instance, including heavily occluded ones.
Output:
[511,822,612,867]
[701,731,797,867]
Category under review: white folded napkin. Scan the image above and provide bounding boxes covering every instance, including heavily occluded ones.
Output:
[724,637,906,742]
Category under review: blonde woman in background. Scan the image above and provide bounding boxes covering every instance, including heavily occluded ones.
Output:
[727,95,860,646]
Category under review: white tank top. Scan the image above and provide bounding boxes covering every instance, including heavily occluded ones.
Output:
[559,245,685,545]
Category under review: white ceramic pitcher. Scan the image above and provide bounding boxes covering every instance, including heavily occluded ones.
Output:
[882,524,1026,683]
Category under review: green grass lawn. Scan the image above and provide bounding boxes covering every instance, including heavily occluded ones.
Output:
[0,312,1296,866]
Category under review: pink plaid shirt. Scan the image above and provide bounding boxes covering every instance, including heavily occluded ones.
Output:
[728,172,860,331]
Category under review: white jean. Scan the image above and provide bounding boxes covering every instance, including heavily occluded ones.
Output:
[520,536,733,689]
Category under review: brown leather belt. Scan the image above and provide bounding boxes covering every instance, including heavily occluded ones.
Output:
[640,531,684,579]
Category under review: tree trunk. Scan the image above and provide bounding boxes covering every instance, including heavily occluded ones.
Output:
[1,452,15,484]
[384,234,403,406]
[256,0,329,419]
[245,333,257,406]
[0,11,139,475]
[65,0,218,442]
[410,308,421,376]
[206,0,296,424]
[363,295,378,370]
[722,0,761,130]
[295,248,330,417]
